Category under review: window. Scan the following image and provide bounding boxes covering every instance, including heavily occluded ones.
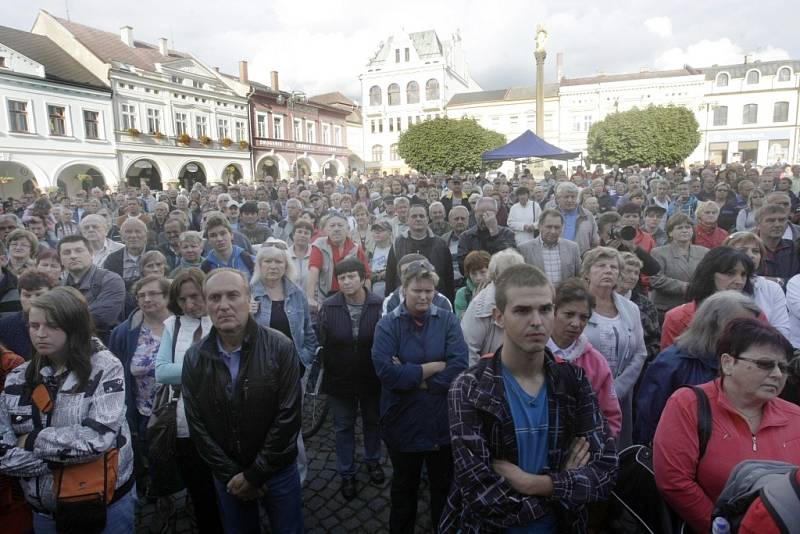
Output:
[371,119,376,134]
[369,85,382,106]
[306,121,315,143]
[195,115,208,137]
[333,125,342,146]
[510,115,519,129]
[777,67,791,82]
[768,139,789,161]
[746,70,760,84]
[146,108,161,134]
[738,140,758,163]
[0,57,6,68]
[396,117,401,131]
[293,119,302,141]
[372,144,383,161]
[235,120,245,141]
[388,83,400,106]
[390,143,399,160]
[713,106,728,126]
[121,103,137,130]
[406,81,419,104]
[716,73,729,87]
[175,112,188,135]
[425,78,440,100]
[193,80,202,89]
[773,102,789,122]
[395,49,400,63]
[404,48,410,62]
[273,115,284,139]
[217,118,230,139]
[322,124,331,145]
[48,105,67,136]
[171,75,183,84]
[709,142,728,164]
[583,114,593,132]
[389,118,394,132]
[83,110,100,139]
[743,104,758,124]
[8,100,29,132]
[256,113,267,137]
[378,119,383,133]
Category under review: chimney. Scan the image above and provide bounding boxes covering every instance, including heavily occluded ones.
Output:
[556,52,564,81]
[158,37,168,56]
[270,70,279,91]
[744,54,754,64]
[120,26,134,47]
[239,60,249,83]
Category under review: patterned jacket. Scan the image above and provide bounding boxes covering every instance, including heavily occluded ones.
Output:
[439,347,618,533]
[0,340,134,512]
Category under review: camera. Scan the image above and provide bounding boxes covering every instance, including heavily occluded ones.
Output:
[610,225,637,241]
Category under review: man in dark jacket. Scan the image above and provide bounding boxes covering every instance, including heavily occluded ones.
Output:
[182,268,303,533]
[0,241,21,320]
[456,197,516,275]
[385,204,455,301]
[318,258,385,500]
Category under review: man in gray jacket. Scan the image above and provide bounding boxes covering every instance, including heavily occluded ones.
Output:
[555,182,598,255]
[518,209,581,285]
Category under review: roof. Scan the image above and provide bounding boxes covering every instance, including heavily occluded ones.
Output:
[700,59,800,80]
[482,130,580,161]
[369,30,443,65]
[50,14,190,73]
[560,67,702,86]
[0,24,107,89]
[446,84,559,107]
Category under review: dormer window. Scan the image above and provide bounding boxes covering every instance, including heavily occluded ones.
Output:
[0,57,6,68]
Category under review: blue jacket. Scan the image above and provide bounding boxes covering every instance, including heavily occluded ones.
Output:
[108,309,148,433]
[371,303,468,452]
[633,344,718,445]
[0,311,30,359]
[250,277,317,366]
[201,245,254,277]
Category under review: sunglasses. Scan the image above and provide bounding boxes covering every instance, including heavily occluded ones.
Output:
[263,240,288,250]
[735,355,790,374]
[403,259,434,275]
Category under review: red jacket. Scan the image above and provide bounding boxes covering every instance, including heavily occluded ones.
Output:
[653,379,800,534]
[661,301,767,351]
[694,223,728,249]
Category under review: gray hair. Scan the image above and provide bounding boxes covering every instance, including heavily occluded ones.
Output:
[675,290,761,357]
[120,216,147,233]
[475,197,497,211]
[251,242,297,286]
[488,248,524,279]
[0,213,21,228]
[178,230,204,246]
[393,196,410,207]
[555,182,579,197]
[79,214,107,231]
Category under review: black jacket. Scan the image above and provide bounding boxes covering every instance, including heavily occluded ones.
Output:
[181,319,302,486]
[318,290,383,398]
[385,231,455,302]
[456,225,516,275]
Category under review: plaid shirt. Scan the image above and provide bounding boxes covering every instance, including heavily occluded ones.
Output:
[440,348,618,533]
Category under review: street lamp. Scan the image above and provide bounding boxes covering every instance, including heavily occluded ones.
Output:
[277,90,307,181]
[534,25,548,138]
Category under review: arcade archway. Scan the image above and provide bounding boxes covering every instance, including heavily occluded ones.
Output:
[178,161,206,190]
[0,162,41,199]
[125,159,162,190]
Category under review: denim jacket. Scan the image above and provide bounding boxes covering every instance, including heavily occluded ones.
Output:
[250,277,318,366]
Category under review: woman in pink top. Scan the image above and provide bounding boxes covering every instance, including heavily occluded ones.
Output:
[654,318,800,533]
[547,278,622,437]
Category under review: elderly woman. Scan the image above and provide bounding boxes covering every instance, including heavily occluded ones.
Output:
[35,248,62,285]
[617,252,660,361]
[654,318,800,534]
[169,230,205,276]
[155,269,222,534]
[650,213,709,322]
[661,247,756,349]
[693,200,729,249]
[139,250,168,279]
[724,231,791,339]
[0,287,135,532]
[735,188,765,232]
[5,229,38,275]
[461,248,525,364]
[371,259,468,533]
[454,250,490,320]
[351,202,373,250]
[635,291,762,445]
[581,246,648,447]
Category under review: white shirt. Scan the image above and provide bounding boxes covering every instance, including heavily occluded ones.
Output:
[507,200,542,246]
[92,238,124,267]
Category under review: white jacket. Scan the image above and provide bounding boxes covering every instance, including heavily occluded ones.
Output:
[507,201,542,247]
[753,276,791,341]
[460,282,504,365]
[783,275,800,347]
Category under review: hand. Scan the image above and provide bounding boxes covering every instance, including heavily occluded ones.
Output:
[16,433,29,448]
[483,212,499,235]
[391,356,402,365]
[249,298,259,314]
[492,459,532,494]
[227,473,260,501]
[562,437,590,470]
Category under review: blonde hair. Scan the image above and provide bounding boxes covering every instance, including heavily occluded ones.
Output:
[580,246,622,280]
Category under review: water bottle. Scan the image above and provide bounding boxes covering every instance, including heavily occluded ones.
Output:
[711,517,730,534]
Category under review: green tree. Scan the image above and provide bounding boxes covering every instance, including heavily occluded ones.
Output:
[396,117,506,174]
[587,105,701,167]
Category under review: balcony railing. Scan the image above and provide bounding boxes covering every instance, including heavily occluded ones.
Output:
[115,130,249,151]
[252,136,349,155]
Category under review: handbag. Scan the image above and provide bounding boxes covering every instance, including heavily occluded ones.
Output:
[146,316,182,464]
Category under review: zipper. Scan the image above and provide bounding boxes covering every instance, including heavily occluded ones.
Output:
[752,434,757,452]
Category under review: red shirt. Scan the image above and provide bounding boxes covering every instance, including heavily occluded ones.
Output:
[654,379,800,533]
[634,228,656,290]
[308,237,371,292]
[694,224,729,249]
[661,301,767,350]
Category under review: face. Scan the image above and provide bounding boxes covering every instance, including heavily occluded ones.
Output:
[449,180,462,194]
[468,267,489,286]
[207,225,233,254]
[588,257,620,289]
[644,212,661,232]
[205,272,250,334]
[656,182,669,197]
[20,286,49,314]
[556,191,578,211]
[59,241,92,274]
[0,221,17,241]
[697,205,719,225]
[494,285,554,355]
[449,209,468,233]
[722,344,789,402]
[749,190,765,207]
[142,258,166,277]
[80,219,105,242]
[180,239,203,262]
[539,214,563,246]
[758,212,787,239]
[429,204,445,223]
[9,239,32,260]
[715,185,730,200]
[292,228,312,247]
[395,202,409,221]
[354,209,369,227]
[408,207,428,233]
[28,306,68,358]
[474,203,497,230]
[126,199,140,215]
[621,213,640,229]
[690,182,701,195]
[553,299,591,347]
[730,241,762,269]
[768,195,791,213]
[403,277,436,315]
[136,280,168,316]
[337,271,364,298]
[122,224,147,251]
[676,184,689,200]
[27,219,46,239]
[287,202,302,220]
[164,222,182,247]
[619,264,641,292]
[714,262,748,292]
[37,258,62,283]
[759,175,774,192]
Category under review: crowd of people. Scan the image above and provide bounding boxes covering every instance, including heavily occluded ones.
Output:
[0,160,799,533]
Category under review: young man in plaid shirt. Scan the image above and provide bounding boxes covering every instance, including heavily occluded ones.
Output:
[440,264,618,533]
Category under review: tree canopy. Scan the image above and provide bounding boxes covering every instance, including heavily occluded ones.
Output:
[587,105,701,167]
[397,117,506,174]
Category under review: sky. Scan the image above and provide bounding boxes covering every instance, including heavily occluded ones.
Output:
[4,0,799,101]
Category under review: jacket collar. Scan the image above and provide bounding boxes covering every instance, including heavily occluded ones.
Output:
[327,288,383,308]
[199,317,260,361]
[711,378,791,429]
[391,300,441,320]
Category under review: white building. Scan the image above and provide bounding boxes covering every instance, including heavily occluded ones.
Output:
[32,10,251,191]
[0,24,116,198]
[360,29,481,175]
[699,59,800,166]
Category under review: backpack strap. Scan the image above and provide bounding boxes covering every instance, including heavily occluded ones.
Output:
[171,316,181,363]
[680,385,712,460]
[759,468,800,532]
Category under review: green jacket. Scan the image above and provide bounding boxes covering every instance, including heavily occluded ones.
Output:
[454,277,477,320]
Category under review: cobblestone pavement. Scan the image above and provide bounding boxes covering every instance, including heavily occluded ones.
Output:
[136,416,433,533]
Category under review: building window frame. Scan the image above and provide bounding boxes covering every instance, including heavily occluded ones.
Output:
[273,114,284,139]
[425,78,440,101]
[82,109,101,139]
[716,72,729,87]
[713,105,728,126]
[333,125,342,146]
[256,112,267,137]
[388,83,400,106]
[195,114,208,138]
[174,111,188,136]
[305,120,315,143]
[773,101,790,123]
[369,85,382,106]
[146,107,161,134]
[406,81,419,104]
[372,144,383,161]
[742,103,758,124]
[777,67,792,82]
[389,143,399,160]
[235,119,246,142]
[120,102,137,131]
[745,69,760,85]
[7,98,32,133]
[46,103,69,137]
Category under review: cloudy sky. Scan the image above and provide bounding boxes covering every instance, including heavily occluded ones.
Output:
[5,0,798,100]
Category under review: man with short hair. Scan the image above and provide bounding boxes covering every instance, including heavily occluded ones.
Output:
[555,182,599,255]
[80,214,124,266]
[518,209,580,285]
[441,264,617,532]
[147,201,171,246]
[182,269,303,533]
[441,176,471,216]
[755,204,800,283]
[0,241,21,320]
[456,198,516,275]
[238,201,272,245]
[24,214,56,250]
[103,217,149,290]
[201,215,254,277]
[442,206,469,289]
[116,196,151,228]
[60,235,125,341]
[389,197,410,238]
[274,199,302,243]
[0,214,21,243]
[159,217,186,271]
[765,191,800,241]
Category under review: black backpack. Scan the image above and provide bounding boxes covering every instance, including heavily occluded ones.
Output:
[605,385,712,534]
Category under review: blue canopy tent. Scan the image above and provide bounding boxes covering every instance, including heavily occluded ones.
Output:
[482,129,581,161]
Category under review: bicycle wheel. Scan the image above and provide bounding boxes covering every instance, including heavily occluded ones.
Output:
[302,360,328,439]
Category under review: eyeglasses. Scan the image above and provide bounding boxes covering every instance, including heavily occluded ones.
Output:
[263,240,288,250]
[735,355,790,374]
[403,259,435,275]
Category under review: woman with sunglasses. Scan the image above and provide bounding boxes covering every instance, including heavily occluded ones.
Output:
[653,317,800,534]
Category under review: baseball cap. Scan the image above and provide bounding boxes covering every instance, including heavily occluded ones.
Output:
[371,220,392,232]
